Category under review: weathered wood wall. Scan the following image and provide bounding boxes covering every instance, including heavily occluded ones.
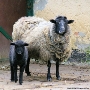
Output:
[0,0,26,59]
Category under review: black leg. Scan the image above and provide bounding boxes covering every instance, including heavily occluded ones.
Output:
[11,66,14,81]
[19,66,25,85]
[56,58,60,80]
[14,66,18,83]
[47,60,52,81]
[25,57,31,76]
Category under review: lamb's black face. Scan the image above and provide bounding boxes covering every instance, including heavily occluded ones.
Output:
[15,43,24,55]
[10,40,28,55]
[50,16,74,35]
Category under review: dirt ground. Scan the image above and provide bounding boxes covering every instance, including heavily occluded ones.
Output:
[0,62,90,90]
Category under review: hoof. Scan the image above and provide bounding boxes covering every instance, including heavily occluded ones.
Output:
[27,72,31,76]
[19,82,22,85]
[56,76,60,80]
[15,79,18,83]
[47,78,52,81]
[11,79,14,82]
[47,76,52,81]
[15,81,17,83]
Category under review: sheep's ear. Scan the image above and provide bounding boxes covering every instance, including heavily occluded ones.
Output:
[68,20,74,24]
[50,19,56,24]
[24,43,29,46]
[10,42,15,45]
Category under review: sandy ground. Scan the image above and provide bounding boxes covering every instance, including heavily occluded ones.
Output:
[0,63,90,90]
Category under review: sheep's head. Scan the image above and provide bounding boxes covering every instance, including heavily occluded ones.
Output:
[10,40,28,55]
[50,16,74,35]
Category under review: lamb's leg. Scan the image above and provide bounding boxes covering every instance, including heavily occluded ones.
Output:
[47,60,52,81]
[11,65,14,81]
[14,66,18,83]
[25,57,31,76]
[56,58,60,80]
[19,66,25,85]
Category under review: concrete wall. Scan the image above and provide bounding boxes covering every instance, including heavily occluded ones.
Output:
[0,0,26,58]
[33,0,47,13]
[35,0,90,50]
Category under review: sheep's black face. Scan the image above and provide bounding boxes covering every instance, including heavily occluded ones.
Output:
[10,40,28,55]
[50,16,74,35]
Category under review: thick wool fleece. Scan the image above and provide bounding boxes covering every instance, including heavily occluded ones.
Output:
[12,16,71,62]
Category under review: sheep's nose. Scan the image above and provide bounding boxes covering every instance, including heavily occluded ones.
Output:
[17,51,22,55]
[59,27,65,34]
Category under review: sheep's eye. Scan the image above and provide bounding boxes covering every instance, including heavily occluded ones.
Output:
[15,45,18,47]
[64,17,67,19]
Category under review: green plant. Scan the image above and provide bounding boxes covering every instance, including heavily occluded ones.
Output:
[85,46,90,62]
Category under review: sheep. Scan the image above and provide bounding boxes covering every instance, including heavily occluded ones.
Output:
[12,16,74,81]
[9,40,28,85]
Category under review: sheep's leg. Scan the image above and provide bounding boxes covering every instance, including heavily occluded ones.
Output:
[25,57,31,76]
[19,65,25,85]
[11,65,14,81]
[56,58,60,80]
[47,60,52,81]
[14,66,18,83]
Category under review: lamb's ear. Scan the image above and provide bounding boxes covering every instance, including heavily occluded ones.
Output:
[50,19,56,24]
[10,42,15,45]
[68,20,74,24]
[24,43,29,46]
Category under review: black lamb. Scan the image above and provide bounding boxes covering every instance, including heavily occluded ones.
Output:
[9,40,28,85]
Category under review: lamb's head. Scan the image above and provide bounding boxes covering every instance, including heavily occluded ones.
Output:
[50,16,74,35]
[10,40,28,55]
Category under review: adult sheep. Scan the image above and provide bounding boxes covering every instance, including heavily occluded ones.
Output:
[9,40,28,85]
[12,16,74,81]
